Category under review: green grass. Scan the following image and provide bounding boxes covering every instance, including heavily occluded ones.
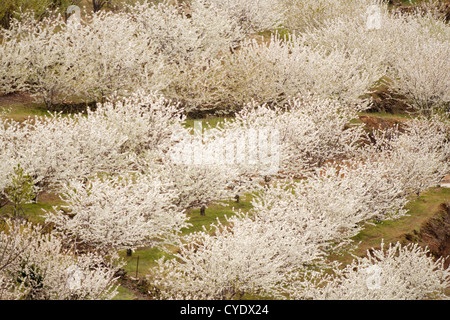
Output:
[119,247,171,278]
[0,103,51,122]
[0,193,64,224]
[331,187,450,265]
[182,194,254,234]
[183,116,232,132]
[358,111,413,121]
[113,284,138,300]
[1,92,419,128]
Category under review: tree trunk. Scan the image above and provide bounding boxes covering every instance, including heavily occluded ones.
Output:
[200,204,206,216]
[93,0,108,12]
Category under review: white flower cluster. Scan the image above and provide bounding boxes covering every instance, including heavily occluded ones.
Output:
[0,0,449,300]
[146,102,450,300]
[288,241,450,300]
[0,219,119,300]
[1,0,447,114]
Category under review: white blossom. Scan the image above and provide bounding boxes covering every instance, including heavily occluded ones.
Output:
[43,172,189,254]
[0,219,120,300]
[288,241,450,300]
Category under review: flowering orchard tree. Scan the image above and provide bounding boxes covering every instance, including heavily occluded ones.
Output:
[85,91,187,159]
[43,173,189,254]
[161,121,277,209]
[297,7,450,114]
[147,143,450,300]
[127,0,245,113]
[216,33,383,112]
[279,115,450,227]
[221,96,366,177]
[381,12,449,115]
[0,127,17,208]
[0,219,120,300]
[0,12,85,108]
[0,113,127,194]
[71,10,163,103]
[251,164,408,246]
[0,91,187,196]
[195,0,286,34]
[0,8,163,106]
[146,158,411,300]
[2,1,447,114]
[146,108,449,300]
[147,209,334,300]
[153,162,244,211]
[279,0,384,32]
[287,241,450,300]
[364,115,450,197]
[389,37,450,114]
